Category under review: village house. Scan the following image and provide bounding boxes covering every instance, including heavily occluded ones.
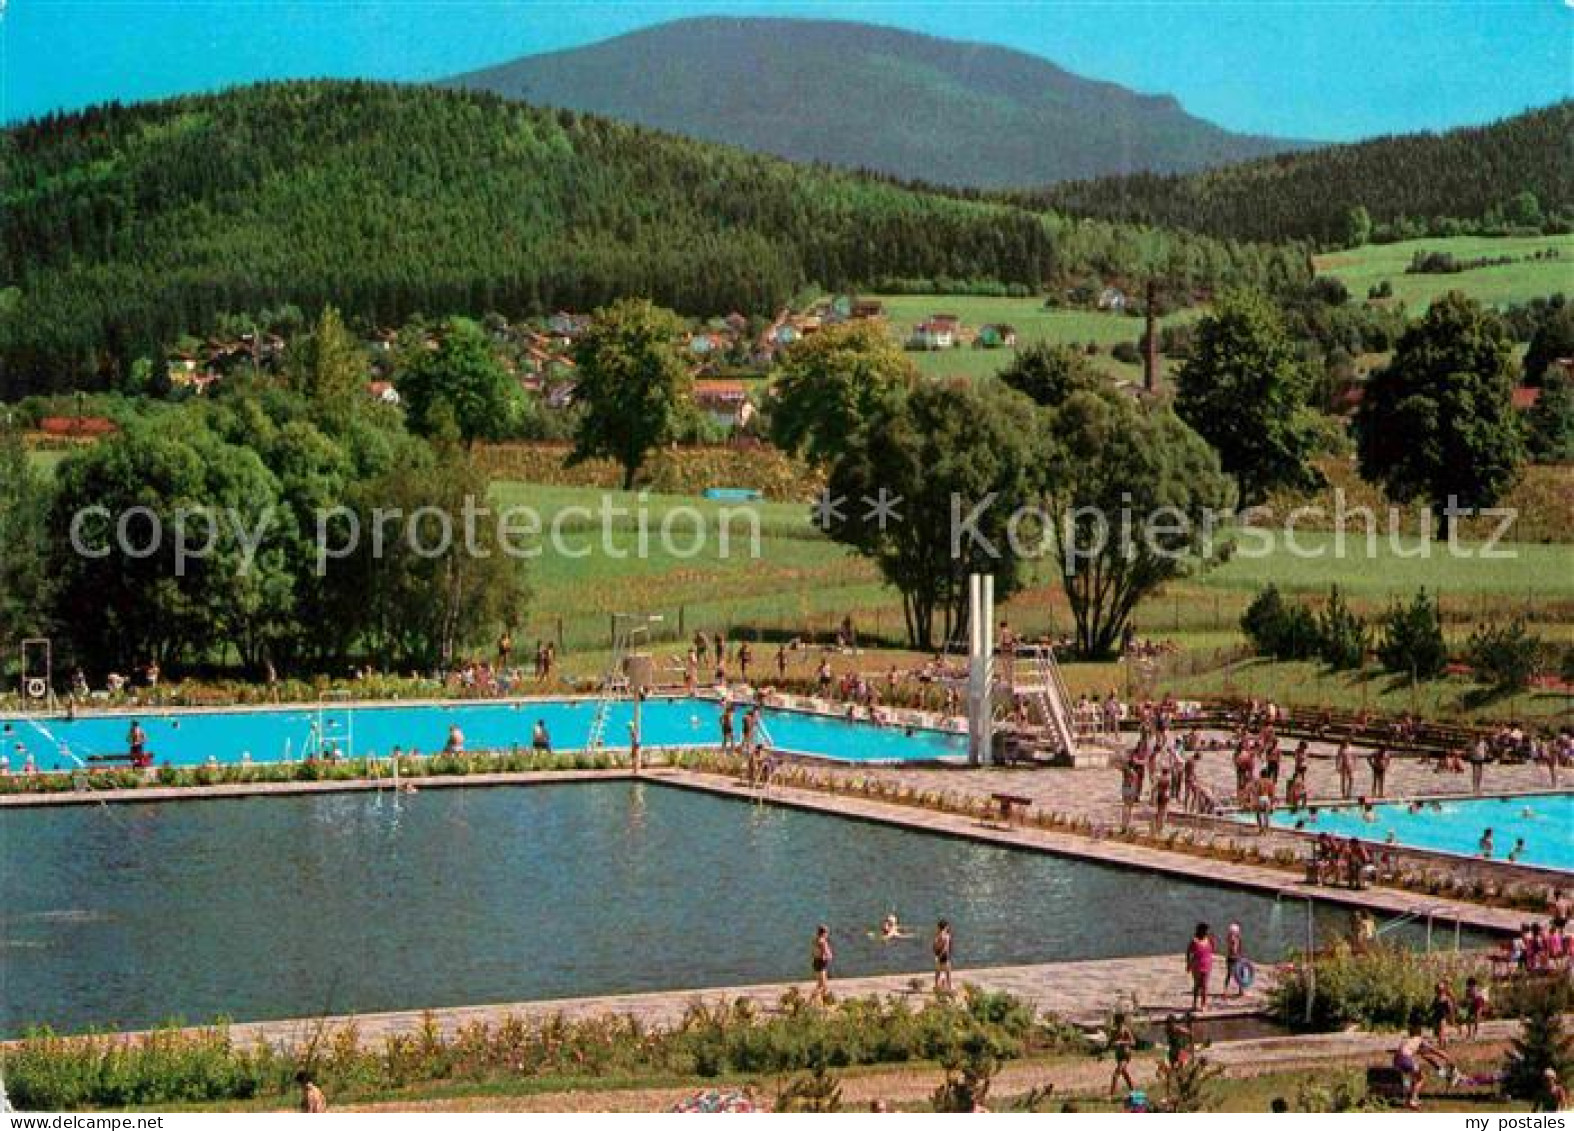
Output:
[908,313,962,351]
[1098,286,1129,312]
[547,311,592,338]
[692,378,754,431]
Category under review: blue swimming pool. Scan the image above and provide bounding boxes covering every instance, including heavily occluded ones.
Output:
[1260,793,1573,873]
[0,697,968,771]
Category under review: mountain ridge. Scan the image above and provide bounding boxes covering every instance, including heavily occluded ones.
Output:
[447,16,1310,188]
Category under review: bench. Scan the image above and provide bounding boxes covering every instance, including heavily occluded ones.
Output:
[990,792,1033,825]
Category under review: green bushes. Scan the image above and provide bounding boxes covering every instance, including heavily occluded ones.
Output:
[4,1027,284,1111]
[1269,945,1484,1033]
[1240,584,1364,668]
[3,989,1064,1111]
[0,748,632,797]
[1466,619,1543,692]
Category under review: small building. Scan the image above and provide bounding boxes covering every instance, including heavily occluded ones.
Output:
[1098,287,1128,312]
[908,320,956,351]
[37,416,119,439]
[367,381,401,407]
[547,311,592,338]
[693,379,752,429]
[849,299,885,321]
[1512,386,1543,412]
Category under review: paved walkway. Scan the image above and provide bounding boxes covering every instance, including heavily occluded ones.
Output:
[129,952,1270,1053]
[774,735,1570,889]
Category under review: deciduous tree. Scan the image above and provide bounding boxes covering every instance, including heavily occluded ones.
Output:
[1042,392,1234,658]
[570,300,692,489]
[1176,289,1324,505]
[397,317,523,446]
[823,379,1037,650]
[1354,292,1524,536]
[767,322,916,467]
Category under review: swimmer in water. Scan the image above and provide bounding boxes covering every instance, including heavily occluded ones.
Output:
[1506,838,1526,863]
[876,913,912,941]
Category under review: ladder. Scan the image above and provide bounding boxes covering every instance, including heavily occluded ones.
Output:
[1023,646,1080,759]
[585,624,634,753]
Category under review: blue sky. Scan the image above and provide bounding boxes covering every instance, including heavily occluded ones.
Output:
[2,0,1568,138]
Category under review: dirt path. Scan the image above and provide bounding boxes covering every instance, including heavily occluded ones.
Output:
[340,1023,1524,1112]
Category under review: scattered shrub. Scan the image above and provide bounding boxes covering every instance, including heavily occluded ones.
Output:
[1466,619,1542,692]
[1316,586,1368,670]
[1504,995,1574,1106]
[1241,585,1319,661]
[1375,588,1448,679]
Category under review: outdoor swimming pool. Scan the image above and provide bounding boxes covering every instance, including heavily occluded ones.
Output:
[1261,793,1573,873]
[0,696,967,770]
[0,782,1473,1035]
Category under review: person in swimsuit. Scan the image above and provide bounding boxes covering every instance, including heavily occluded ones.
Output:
[932,919,953,994]
[1335,741,1356,798]
[126,720,150,768]
[1185,923,1214,1011]
[1108,1013,1137,1098]
[531,720,551,753]
[1540,1068,1569,1113]
[1222,923,1247,997]
[1462,977,1489,1038]
[878,913,909,941]
[1164,1013,1194,1069]
[1119,760,1141,830]
[1252,770,1276,834]
[810,925,833,1003]
[1393,1023,1452,1110]
[719,702,736,752]
[1368,746,1390,797]
[1429,981,1456,1044]
[444,724,465,754]
[296,1069,328,1113]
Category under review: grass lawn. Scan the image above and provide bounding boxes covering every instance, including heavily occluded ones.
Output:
[1197,531,1574,599]
[24,448,67,475]
[1165,656,1572,721]
[869,293,1192,387]
[1314,233,1574,309]
[486,483,1572,721]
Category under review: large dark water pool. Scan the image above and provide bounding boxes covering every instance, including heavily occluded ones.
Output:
[0,783,1463,1034]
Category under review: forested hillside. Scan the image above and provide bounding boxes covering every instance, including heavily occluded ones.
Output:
[1026,103,1574,246]
[0,81,1309,395]
[450,17,1301,188]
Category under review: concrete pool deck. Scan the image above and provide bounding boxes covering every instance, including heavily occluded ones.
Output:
[79,952,1276,1051]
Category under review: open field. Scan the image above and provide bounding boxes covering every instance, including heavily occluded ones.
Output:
[483,483,1572,721]
[1314,233,1574,309]
[868,293,1195,385]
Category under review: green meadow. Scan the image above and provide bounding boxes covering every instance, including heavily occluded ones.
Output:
[868,293,1196,385]
[1314,233,1574,309]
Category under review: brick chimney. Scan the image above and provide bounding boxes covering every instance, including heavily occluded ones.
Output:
[1143,279,1159,395]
